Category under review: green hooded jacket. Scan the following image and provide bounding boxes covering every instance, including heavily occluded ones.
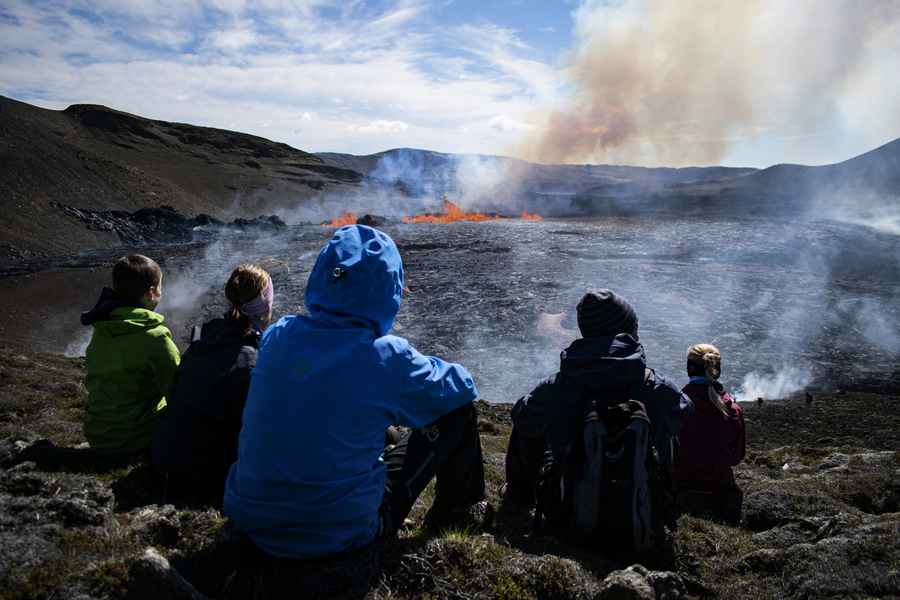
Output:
[84,306,180,454]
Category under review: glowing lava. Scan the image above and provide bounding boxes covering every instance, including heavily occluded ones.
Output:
[323,212,358,227]
[402,200,504,224]
[323,202,543,227]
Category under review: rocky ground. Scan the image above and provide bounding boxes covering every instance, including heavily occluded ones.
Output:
[1,206,286,277]
[0,348,897,599]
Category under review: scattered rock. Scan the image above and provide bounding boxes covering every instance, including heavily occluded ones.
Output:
[227,215,286,231]
[742,488,856,531]
[51,203,286,245]
[647,570,689,600]
[126,548,208,600]
[596,565,656,599]
[128,505,182,547]
[356,214,394,227]
[0,530,64,591]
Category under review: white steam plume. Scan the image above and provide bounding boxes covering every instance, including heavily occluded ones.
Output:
[737,367,813,402]
[521,0,900,166]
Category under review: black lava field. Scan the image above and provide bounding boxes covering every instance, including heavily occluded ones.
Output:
[65,216,900,402]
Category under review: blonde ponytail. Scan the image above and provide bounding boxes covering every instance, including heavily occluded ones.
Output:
[687,343,729,417]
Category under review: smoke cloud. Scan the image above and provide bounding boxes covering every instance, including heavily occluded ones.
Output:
[736,367,813,402]
[522,0,900,166]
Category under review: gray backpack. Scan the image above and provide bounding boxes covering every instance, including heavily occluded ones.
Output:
[534,396,663,555]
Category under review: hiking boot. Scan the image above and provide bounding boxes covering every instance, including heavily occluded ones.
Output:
[423,500,495,533]
[499,483,534,514]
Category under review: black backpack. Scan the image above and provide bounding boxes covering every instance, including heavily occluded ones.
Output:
[534,389,666,555]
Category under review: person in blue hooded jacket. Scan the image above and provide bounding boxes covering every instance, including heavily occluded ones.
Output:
[223,225,487,598]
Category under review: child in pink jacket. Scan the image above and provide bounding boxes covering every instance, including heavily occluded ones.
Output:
[672,344,745,523]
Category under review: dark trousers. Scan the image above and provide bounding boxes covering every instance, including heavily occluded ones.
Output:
[380,402,486,534]
[676,485,744,525]
[504,425,544,507]
[15,439,150,473]
[225,402,486,600]
[163,466,230,510]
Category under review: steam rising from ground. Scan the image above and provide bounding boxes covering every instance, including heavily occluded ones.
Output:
[276,150,536,224]
[737,367,813,402]
[521,0,900,166]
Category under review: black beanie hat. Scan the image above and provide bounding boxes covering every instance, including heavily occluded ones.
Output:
[576,290,638,338]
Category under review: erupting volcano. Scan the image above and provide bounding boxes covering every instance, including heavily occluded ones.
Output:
[402,200,542,224]
[321,201,543,228]
[403,200,500,224]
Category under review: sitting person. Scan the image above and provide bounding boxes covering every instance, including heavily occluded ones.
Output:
[152,263,273,508]
[79,254,180,466]
[223,225,487,598]
[672,344,746,524]
[503,290,693,537]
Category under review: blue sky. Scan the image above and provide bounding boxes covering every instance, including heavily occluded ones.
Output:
[1,0,898,167]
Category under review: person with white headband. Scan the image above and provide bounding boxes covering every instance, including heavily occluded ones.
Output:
[152,263,274,508]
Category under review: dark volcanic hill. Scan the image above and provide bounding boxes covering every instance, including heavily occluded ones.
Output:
[318,148,759,215]
[0,96,364,261]
[320,137,900,217]
[3,94,899,262]
[627,137,900,216]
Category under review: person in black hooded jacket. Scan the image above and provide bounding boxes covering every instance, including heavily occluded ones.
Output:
[504,289,693,509]
[152,264,274,508]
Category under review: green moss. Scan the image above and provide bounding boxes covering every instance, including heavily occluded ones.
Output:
[0,570,65,600]
[481,431,511,455]
[86,560,131,599]
[491,571,534,600]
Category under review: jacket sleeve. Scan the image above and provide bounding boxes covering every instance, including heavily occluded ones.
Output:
[151,332,181,410]
[510,375,583,445]
[640,370,694,466]
[721,392,746,466]
[216,346,257,464]
[378,337,478,428]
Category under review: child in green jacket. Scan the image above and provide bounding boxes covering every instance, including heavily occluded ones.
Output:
[80,254,180,457]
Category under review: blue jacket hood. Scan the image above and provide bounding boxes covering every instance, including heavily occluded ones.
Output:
[304,225,404,336]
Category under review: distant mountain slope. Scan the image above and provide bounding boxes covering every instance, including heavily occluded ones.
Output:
[3,94,898,262]
[0,96,365,260]
[318,148,758,212]
[320,139,900,217]
[646,137,900,216]
[731,137,900,196]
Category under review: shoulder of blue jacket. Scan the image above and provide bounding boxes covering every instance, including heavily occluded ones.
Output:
[373,334,415,362]
[259,315,297,343]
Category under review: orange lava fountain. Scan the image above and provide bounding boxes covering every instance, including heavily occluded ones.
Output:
[402,200,505,224]
[520,211,543,221]
[322,212,358,227]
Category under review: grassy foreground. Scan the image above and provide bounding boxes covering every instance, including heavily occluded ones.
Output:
[0,347,898,599]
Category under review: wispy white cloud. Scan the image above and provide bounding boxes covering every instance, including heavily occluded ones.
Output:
[350,119,410,134]
[0,0,562,155]
[489,114,533,133]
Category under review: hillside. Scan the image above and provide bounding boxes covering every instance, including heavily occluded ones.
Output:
[0,96,365,262]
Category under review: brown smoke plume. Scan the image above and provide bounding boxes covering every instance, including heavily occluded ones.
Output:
[521,0,900,166]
